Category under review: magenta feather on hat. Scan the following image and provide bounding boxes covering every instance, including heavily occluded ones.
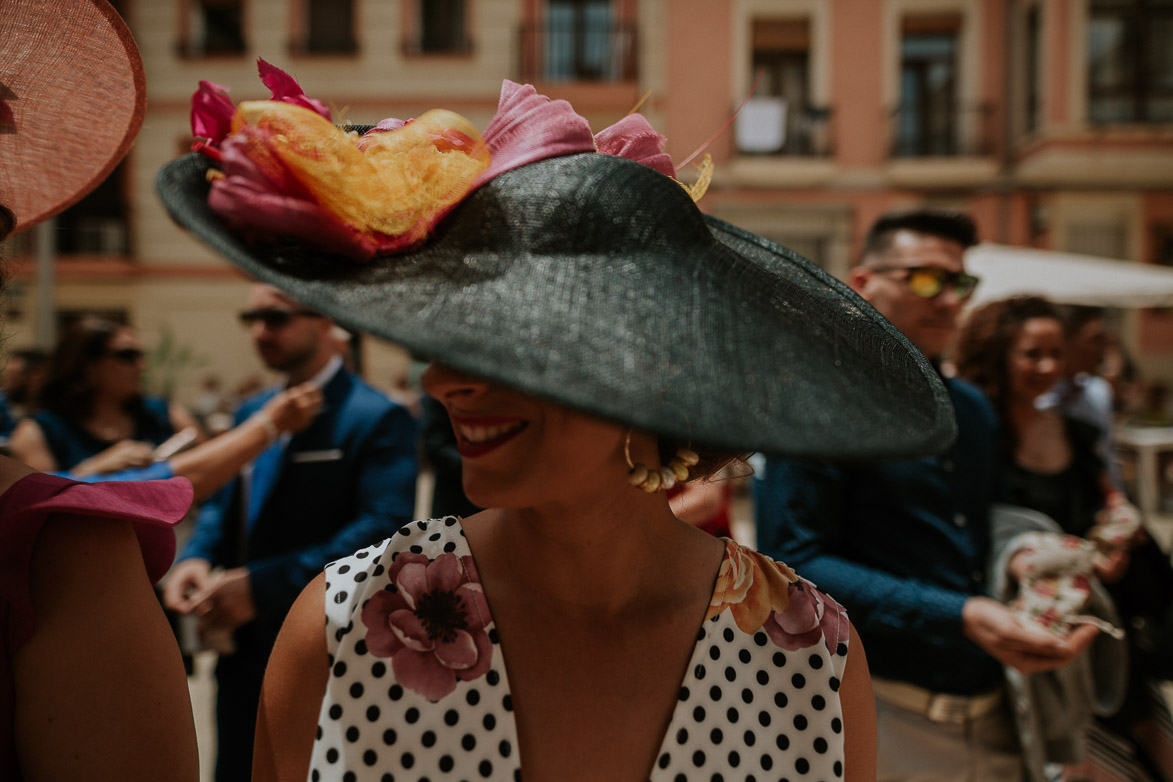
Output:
[471,81,596,189]
[594,114,675,178]
[256,58,332,121]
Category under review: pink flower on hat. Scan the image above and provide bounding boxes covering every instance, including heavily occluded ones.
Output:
[361,552,493,701]
[191,80,236,147]
[763,580,850,655]
[594,114,675,177]
[191,59,330,149]
[256,58,331,120]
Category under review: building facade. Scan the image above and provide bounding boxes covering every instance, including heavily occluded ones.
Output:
[5,0,1171,403]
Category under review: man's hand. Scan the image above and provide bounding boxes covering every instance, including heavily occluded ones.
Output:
[962,596,1099,674]
[162,558,211,614]
[194,567,256,634]
[261,382,323,435]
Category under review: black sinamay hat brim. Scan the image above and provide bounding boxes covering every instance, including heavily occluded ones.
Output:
[157,150,957,460]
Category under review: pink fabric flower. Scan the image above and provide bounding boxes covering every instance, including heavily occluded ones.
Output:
[206,103,489,262]
[208,126,409,262]
[192,76,690,261]
[190,60,330,150]
[257,58,331,121]
[763,580,849,655]
[471,80,596,189]
[191,80,235,146]
[594,114,675,177]
[361,552,493,701]
[706,540,797,634]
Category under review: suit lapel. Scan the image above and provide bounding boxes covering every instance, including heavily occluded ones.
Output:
[245,368,353,529]
[246,437,286,528]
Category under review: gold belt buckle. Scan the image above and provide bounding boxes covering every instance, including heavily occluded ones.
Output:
[925,693,971,723]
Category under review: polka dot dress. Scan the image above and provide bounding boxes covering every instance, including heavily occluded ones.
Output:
[312,518,850,781]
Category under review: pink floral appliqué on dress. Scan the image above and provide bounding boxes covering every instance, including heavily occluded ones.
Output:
[708,539,849,655]
[361,552,492,701]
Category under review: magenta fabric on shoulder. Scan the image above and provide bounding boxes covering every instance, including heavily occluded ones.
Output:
[0,472,191,781]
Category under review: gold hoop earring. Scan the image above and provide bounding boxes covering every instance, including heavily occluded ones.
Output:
[624,430,700,493]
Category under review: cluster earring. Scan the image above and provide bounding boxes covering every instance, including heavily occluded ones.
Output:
[625,430,700,493]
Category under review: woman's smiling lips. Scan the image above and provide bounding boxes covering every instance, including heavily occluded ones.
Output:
[450,415,528,458]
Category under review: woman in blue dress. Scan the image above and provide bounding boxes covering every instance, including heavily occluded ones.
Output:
[10,315,202,475]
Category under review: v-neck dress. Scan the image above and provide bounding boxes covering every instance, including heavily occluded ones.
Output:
[313,517,851,781]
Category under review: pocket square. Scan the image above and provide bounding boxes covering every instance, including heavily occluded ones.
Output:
[290,448,344,463]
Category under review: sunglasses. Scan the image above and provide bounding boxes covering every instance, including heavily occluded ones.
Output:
[106,347,145,364]
[871,266,981,300]
[238,308,322,329]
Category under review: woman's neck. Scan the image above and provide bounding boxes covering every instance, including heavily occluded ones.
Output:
[1008,401,1071,473]
[87,395,134,436]
[1007,396,1042,432]
[471,488,720,621]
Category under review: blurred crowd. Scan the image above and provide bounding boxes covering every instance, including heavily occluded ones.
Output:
[3,222,1172,782]
[7,3,1173,780]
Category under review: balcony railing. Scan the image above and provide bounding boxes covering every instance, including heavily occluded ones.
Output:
[735,101,835,158]
[518,22,637,83]
[889,102,995,157]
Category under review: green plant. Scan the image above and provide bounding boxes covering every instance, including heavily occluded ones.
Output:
[143,326,209,399]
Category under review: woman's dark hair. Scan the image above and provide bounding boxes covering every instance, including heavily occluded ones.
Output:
[39,315,142,425]
[954,295,1063,449]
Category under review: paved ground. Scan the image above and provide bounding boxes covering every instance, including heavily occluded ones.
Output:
[190,652,217,782]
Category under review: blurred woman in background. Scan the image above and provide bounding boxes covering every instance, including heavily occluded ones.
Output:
[10,316,202,476]
[957,295,1173,782]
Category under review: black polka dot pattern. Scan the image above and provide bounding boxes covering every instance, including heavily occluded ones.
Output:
[311,519,848,779]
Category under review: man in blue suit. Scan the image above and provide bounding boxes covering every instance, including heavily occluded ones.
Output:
[755,211,1095,781]
[164,283,418,782]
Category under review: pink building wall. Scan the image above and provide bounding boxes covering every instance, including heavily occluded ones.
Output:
[833,0,888,167]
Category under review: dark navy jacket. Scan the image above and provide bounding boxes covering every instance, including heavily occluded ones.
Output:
[31,396,173,470]
[179,367,418,649]
[755,376,1004,695]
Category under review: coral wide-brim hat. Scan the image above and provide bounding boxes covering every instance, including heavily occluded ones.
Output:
[158,80,956,459]
[0,0,145,235]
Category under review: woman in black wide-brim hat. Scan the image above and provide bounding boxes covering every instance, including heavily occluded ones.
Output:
[159,66,959,781]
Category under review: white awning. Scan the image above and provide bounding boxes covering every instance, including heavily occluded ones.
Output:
[966,243,1173,308]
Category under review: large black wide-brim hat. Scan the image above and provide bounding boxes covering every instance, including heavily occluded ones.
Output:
[158,150,956,459]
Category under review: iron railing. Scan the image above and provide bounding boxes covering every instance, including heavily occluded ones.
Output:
[518,22,637,83]
[889,102,995,157]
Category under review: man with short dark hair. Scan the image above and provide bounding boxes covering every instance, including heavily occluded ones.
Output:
[164,283,419,782]
[756,209,1096,781]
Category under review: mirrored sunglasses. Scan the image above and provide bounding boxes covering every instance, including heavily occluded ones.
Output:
[238,308,321,329]
[873,266,981,300]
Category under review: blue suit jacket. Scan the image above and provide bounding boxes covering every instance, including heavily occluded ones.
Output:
[755,375,1004,696]
[179,368,418,647]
